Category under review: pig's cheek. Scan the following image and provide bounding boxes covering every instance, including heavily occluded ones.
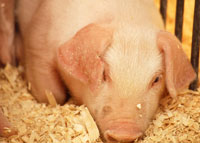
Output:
[92,105,113,122]
[88,98,102,115]
[85,98,104,121]
[84,84,111,118]
[143,84,165,121]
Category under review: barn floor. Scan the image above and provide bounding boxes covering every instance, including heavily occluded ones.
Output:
[0,0,200,143]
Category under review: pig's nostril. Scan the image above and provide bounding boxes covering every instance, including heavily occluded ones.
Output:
[106,135,118,142]
[104,131,119,142]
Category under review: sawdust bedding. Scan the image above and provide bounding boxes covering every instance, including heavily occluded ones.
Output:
[0,65,200,143]
[0,65,102,143]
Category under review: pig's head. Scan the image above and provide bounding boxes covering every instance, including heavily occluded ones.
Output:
[57,24,196,142]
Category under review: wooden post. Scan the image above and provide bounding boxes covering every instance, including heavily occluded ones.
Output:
[189,0,200,90]
[160,0,167,26]
[175,0,184,41]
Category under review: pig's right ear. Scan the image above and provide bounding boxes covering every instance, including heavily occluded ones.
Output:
[157,31,196,98]
[57,24,112,91]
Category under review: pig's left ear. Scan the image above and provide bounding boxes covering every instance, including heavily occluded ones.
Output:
[157,31,196,98]
[57,24,112,91]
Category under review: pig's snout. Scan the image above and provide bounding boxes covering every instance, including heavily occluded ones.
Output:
[103,121,143,142]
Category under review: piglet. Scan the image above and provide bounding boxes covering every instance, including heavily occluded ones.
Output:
[1,0,196,142]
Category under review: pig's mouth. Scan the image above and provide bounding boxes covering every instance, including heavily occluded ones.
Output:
[100,119,143,143]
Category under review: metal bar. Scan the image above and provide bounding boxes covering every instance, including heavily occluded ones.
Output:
[160,0,167,26]
[189,0,200,90]
[175,0,184,41]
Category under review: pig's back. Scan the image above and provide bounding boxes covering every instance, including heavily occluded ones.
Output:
[16,0,41,36]
[17,0,163,49]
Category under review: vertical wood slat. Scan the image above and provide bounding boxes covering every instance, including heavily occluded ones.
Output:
[160,0,167,25]
[189,0,200,90]
[175,0,184,41]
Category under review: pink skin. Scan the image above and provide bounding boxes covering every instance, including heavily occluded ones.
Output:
[1,0,196,142]
[0,0,15,65]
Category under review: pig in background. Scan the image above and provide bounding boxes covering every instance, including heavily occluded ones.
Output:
[0,0,196,142]
[0,0,18,137]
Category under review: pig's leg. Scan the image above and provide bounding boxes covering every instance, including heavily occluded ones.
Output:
[17,0,67,105]
[25,57,67,104]
[0,110,17,137]
[0,0,16,65]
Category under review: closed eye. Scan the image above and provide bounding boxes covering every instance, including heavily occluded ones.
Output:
[153,76,160,84]
[150,72,163,87]
[103,70,107,81]
[101,59,111,83]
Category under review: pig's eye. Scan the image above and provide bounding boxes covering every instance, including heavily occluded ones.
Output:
[151,74,163,87]
[102,69,110,82]
[102,65,110,82]
[154,77,160,83]
[103,70,107,81]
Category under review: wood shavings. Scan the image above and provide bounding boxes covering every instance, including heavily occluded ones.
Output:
[2,127,12,135]
[80,107,100,142]
[45,90,57,106]
[0,65,102,143]
[136,92,200,143]
[27,82,31,91]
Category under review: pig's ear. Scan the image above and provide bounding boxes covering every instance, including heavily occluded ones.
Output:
[57,24,112,91]
[157,31,196,98]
